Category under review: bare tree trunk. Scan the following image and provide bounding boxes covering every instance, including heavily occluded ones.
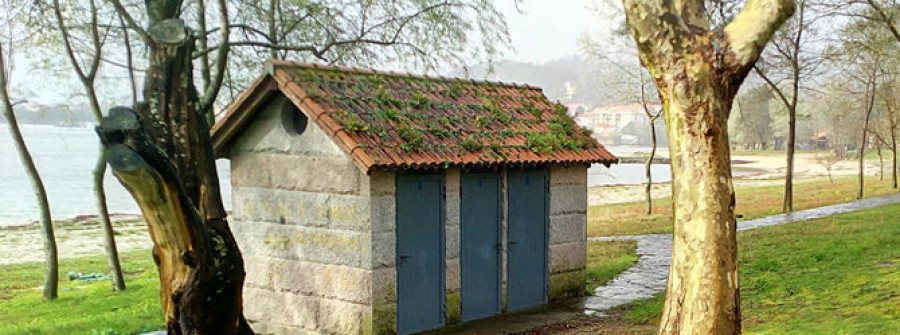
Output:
[0,44,58,300]
[646,120,656,214]
[784,107,795,212]
[54,0,126,291]
[620,0,794,333]
[859,78,876,200]
[876,140,884,181]
[893,127,897,188]
[86,87,126,292]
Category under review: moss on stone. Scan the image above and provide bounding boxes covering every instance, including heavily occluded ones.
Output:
[446,291,461,324]
[549,270,586,300]
[372,303,396,335]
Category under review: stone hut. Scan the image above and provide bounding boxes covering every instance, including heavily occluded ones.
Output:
[211,60,618,335]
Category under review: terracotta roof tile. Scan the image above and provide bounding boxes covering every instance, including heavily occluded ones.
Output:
[213,60,618,171]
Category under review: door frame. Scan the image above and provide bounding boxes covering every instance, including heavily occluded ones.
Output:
[395,173,446,334]
[459,171,502,321]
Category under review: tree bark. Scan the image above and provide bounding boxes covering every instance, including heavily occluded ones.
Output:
[97,14,250,333]
[0,44,59,300]
[620,0,794,333]
[99,107,251,335]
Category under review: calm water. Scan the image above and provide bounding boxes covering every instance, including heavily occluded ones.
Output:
[0,126,667,226]
[0,124,231,226]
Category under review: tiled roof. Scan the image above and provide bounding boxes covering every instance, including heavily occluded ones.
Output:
[212,60,618,172]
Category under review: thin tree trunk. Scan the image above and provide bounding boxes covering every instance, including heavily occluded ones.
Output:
[119,14,138,106]
[54,0,126,291]
[859,78,876,200]
[784,107,795,212]
[646,120,656,214]
[86,86,126,292]
[0,45,58,300]
[892,127,897,188]
[876,140,884,181]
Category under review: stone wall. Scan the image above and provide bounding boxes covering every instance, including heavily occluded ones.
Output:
[547,166,588,300]
[228,95,375,334]
[444,169,461,324]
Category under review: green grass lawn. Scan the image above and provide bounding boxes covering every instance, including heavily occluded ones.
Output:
[617,203,900,333]
[589,176,900,237]
[0,250,163,335]
[585,240,638,294]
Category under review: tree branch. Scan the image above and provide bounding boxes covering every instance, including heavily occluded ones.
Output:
[723,0,796,68]
[105,0,150,42]
[199,0,229,121]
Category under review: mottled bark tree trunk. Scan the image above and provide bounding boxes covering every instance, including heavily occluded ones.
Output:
[620,0,795,333]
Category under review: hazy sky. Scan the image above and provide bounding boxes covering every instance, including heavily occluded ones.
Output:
[496,0,603,63]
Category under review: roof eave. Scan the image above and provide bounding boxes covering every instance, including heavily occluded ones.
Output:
[210,75,279,158]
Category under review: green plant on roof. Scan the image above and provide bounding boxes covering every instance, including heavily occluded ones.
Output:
[398,126,425,151]
[334,111,367,132]
[447,82,463,100]
[491,108,511,126]
[427,122,451,138]
[523,101,542,119]
[488,142,503,152]
[581,126,594,137]
[410,92,432,109]
[480,96,500,113]
[554,102,569,116]
[461,134,483,152]
[525,132,560,153]
[372,108,400,121]
[475,115,493,129]
[304,87,320,99]
[547,115,577,136]
[367,125,391,141]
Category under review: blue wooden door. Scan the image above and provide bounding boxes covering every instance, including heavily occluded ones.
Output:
[506,170,549,311]
[460,172,502,322]
[396,174,445,335]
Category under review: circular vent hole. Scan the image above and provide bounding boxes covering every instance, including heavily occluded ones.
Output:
[281,101,308,136]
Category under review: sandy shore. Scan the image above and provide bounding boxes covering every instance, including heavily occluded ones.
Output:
[0,215,152,265]
[0,152,885,265]
[590,152,883,205]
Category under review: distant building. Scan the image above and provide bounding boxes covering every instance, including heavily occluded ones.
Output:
[574,103,664,146]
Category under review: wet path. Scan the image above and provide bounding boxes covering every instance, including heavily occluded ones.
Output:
[582,192,900,314]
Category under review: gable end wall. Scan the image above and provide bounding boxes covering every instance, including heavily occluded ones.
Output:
[227,94,375,335]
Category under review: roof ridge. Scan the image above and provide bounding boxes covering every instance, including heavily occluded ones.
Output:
[265,59,544,91]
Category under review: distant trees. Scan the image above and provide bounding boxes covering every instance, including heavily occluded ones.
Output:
[830,11,899,198]
[730,85,774,149]
[754,0,824,212]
